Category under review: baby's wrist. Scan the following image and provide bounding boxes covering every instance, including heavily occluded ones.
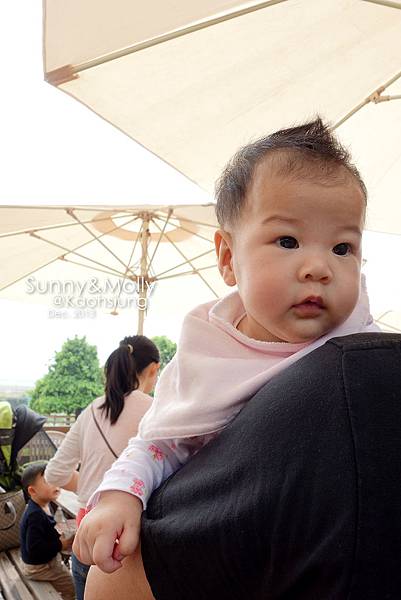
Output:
[98,489,143,510]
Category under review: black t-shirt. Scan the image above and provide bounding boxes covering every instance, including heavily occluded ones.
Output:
[141,334,401,600]
[20,499,62,564]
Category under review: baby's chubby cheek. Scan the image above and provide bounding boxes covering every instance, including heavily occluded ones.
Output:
[343,282,361,317]
[248,299,279,324]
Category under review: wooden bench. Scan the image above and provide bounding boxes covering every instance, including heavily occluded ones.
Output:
[0,549,62,599]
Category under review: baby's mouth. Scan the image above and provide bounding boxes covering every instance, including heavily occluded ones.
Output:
[294,295,324,308]
[293,296,325,315]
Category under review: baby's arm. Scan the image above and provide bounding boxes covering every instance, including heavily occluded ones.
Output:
[73,435,212,573]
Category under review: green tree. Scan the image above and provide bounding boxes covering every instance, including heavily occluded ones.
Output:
[30,337,104,415]
[151,335,177,372]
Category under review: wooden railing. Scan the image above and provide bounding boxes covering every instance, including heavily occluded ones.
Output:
[43,413,76,433]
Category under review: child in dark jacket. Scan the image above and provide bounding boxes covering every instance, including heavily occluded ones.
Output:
[20,462,75,600]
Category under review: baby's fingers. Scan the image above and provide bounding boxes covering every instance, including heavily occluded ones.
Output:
[92,532,123,573]
[115,524,140,559]
[72,529,94,566]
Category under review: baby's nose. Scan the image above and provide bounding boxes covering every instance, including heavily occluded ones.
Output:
[298,257,332,282]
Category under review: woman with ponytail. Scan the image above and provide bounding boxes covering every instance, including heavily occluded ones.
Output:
[44,335,160,600]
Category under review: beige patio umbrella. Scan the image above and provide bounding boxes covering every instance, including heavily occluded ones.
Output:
[43,0,401,235]
[1,206,400,334]
[0,205,228,334]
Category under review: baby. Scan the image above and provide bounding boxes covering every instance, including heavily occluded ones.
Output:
[73,118,378,572]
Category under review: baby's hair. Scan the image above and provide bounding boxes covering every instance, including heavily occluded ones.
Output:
[215,117,367,228]
[21,462,47,495]
[99,335,160,425]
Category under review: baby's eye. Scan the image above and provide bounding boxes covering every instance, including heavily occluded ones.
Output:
[333,242,351,256]
[277,236,299,249]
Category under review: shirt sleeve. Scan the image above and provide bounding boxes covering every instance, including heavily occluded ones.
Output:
[44,417,81,487]
[87,434,215,510]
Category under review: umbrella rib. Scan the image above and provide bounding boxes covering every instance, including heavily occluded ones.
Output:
[156,264,217,281]
[374,310,401,334]
[0,254,72,294]
[46,0,290,82]
[333,69,401,129]
[32,212,140,269]
[147,211,219,232]
[60,257,128,280]
[154,248,216,279]
[0,215,140,292]
[375,310,392,321]
[332,98,370,129]
[111,224,143,312]
[374,319,401,333]
[151,221,219,297]
[147,209,173,273]
[0,212,139,239]
[29,232,129,278]
[66,209,135,276]
[125,227,141,275]
[156,213,219,229]
[58,213,139,265]
[362,0,401,9]
[152,214,215,243]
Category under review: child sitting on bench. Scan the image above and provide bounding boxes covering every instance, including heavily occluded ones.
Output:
[20,462,75,600]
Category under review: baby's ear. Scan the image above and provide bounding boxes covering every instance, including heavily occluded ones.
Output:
[214,230,237,286]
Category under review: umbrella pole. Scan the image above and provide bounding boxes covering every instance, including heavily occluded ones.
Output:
[137,214,150,335]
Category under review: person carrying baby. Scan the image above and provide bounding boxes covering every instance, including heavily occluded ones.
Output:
[73,117,379,573]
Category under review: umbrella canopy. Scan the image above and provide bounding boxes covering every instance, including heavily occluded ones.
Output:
[1,206,400,333]
[0,204,228,333]
[43,0,401,234]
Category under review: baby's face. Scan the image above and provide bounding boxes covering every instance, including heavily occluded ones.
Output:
[216,163,366,343]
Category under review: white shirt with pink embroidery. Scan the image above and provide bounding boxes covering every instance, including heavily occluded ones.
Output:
[87,276,380,510]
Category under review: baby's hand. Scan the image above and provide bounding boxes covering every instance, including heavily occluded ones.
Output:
[72,490,143,573]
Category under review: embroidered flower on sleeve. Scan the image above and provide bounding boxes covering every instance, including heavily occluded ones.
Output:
[130,479,145,497]
[148,444,165,461]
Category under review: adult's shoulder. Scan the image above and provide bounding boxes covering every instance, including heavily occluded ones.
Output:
[124,389,153,409]
[90,390,151,430]
[89,395,106,410]
[76,395,106,420]
[116,389,153,429]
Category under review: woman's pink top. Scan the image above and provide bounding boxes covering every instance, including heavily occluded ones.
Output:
[45,390,152,508]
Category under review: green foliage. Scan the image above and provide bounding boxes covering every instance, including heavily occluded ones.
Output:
[151,335,177,372]
[30,337,104,415]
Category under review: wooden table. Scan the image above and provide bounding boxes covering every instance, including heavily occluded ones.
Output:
[56,489,80,519]
[55,490,80,563]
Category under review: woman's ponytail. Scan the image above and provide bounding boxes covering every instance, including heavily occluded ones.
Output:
[100,335,160,425]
